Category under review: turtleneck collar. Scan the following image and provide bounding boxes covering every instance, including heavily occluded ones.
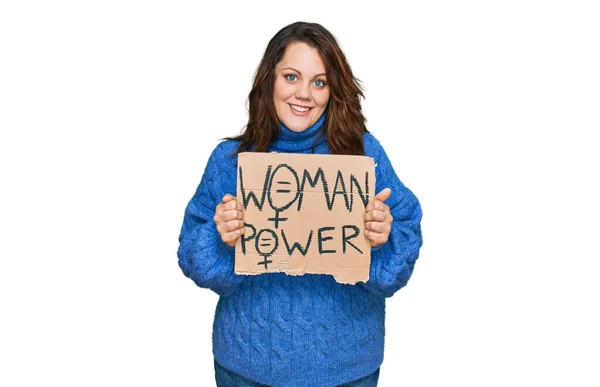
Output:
[270,110,327,153]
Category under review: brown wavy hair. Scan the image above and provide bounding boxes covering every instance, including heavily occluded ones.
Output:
[227,21,368,155]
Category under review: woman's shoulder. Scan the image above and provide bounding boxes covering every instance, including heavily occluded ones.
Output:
[207,139,241,166]
[362,132,385,159]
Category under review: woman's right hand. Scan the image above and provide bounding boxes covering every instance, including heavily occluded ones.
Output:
[214,194,244,247]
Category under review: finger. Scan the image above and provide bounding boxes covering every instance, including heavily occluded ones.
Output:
[220,209,243,222]
[224,199,239,210]
[366,220,392,234]
[214,207,235,222]
[366,201,382,213]
[371,200,388,211]
[374,188,392,202]
[364,229,388,245]
[221,228,244,243]
[214,202,230,218]
[221,194,236,204]
[364,209,386,222]
[223,219,245,232]
[365,221,384,233]
[366,190,391,212]
[364,229,382,241]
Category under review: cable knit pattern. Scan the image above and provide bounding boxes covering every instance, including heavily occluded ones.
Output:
[177,112,423,386]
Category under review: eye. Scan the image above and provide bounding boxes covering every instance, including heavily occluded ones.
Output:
[284,73,297,82]
[313,78,327,87]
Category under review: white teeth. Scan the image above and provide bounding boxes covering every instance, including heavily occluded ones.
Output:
[290,104,309,112]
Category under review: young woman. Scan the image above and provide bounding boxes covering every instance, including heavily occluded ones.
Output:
[178,21,423,387]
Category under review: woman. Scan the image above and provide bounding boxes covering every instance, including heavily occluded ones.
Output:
[178,21,423,387]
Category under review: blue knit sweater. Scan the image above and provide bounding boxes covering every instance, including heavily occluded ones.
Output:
[177,112,423,387]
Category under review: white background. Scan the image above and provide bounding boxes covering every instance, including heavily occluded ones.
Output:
[1,1,599,386]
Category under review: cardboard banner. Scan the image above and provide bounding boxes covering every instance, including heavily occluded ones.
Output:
[234,152,375,284]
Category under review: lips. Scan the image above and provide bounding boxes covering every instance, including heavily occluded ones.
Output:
[288,104,313,115]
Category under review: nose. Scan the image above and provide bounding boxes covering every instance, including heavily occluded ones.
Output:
[295,81,312,101]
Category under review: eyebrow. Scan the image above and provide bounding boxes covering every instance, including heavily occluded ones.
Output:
[281,67,326,78]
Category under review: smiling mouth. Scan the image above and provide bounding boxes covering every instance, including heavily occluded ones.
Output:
[289,104,312,113]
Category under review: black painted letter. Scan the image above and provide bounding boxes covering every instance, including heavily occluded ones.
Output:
[341,225,363,254]
[317,226,336,255]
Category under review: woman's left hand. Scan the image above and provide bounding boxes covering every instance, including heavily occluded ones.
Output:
[364,188,393,247]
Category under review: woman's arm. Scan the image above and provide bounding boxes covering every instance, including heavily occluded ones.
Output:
[177,146,245,297]
[359,145,423,298]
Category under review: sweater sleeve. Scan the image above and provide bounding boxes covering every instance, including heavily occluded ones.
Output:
[358,144,423,298]
[177,147,245,297]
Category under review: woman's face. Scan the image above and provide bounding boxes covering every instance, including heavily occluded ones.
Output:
[273,42,330,132]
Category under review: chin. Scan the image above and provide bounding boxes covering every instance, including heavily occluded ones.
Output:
[283,117,315,132]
